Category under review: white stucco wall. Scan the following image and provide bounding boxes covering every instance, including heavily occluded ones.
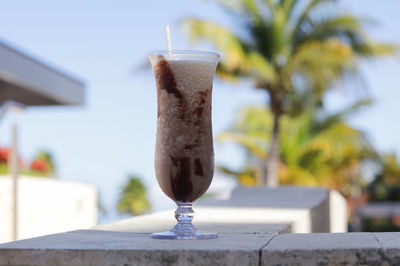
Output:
[199,186,347,233]
[329,189,348,232]
[0,176,97,243]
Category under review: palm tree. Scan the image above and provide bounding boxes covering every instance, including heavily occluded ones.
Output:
[217,99,376,195]
[117,176,151,216]
[184,0,396,186]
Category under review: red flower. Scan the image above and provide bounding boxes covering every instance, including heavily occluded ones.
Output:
[0,147,9,164]
[30,158,50,174]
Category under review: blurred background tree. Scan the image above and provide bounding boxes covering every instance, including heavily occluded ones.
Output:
[367,154,400,202]
[184,0,396,186]
[218,99,376,197]
[117,176,151,216]
[355,154,400,232]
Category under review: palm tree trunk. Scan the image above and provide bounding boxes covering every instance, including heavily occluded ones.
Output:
[265,112,280,186]
[255,160,264,186]
[264,90,282,187]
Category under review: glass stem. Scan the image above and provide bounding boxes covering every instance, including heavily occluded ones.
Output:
[172,202,197,235]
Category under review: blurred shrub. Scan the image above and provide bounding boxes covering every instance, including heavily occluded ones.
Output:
[117,176,151,216]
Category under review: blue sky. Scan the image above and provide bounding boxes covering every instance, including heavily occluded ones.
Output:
[0,0,399,223]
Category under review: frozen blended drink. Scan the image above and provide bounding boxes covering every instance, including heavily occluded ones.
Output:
[149,50,220,239]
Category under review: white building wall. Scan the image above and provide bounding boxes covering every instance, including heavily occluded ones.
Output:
[329,189,348,232]
[0,176,97,243]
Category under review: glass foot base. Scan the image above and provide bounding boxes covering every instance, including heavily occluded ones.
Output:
[153,202,217,240]
[152,230,218,240]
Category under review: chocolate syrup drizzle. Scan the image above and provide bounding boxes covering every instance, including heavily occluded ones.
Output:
[154,56,185,120]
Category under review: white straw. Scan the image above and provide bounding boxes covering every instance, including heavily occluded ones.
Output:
[165,25,172,51]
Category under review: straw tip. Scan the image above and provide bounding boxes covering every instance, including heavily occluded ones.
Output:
[165,25,172,51]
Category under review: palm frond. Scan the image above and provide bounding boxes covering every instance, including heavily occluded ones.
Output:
[293,13,399,57]
[247,50,277,86]
[243,0,264,23]
[305,122,371,163]
[217,164,259,186]
[217,164,244,176]
[286,38,356,102]
[290,0,336,44]
[279,110,312,165]
[313,98,373,133]
[216,0,245,14]
[279,163,318,186]
[352,41,399,57]
[281,0,299,20]
[184,18,279,84]
[295,14,364,48]
[183,18,248,71]
[217,132,268,159]
[263,0,276,10]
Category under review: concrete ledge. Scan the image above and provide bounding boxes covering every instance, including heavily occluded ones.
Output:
[0,230,275,266]
[262,233,400,266]
[1,231,400,266]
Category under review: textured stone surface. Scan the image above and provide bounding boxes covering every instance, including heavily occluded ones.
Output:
[0,230,275,266]
[261,233,400,266]
[3,231,400,266]
[374,232,400,265]
[3,231,399,266]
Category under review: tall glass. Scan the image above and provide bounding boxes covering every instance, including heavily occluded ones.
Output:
[149,50,220,239]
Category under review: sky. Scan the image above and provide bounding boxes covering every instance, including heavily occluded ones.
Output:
[0,0,399,224]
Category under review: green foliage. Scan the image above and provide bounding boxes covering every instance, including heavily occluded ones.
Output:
[183,0,396,110]
[217,100,375,193]
[362,218,400,232]
[0,164,8,175]
[117,176,151,216]
[367,154,400,202]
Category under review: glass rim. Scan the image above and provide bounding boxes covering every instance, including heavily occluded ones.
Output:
[149,50,220,60]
